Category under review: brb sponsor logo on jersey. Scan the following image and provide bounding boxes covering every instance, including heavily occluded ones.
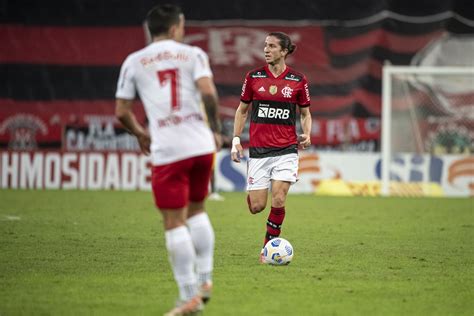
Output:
[257,103,290,119]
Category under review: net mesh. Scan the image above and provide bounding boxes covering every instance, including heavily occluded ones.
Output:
[383,68,474,197]
[390,72,473,155]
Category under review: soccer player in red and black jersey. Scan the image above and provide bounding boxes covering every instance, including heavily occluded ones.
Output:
[231,32,312,262]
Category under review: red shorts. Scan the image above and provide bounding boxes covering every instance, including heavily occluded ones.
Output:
[151,153,214,210]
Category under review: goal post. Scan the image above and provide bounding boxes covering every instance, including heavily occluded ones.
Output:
[381,65,474,196]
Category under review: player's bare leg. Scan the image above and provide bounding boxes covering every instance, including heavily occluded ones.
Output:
[162,208,187,230]
[187,202,204,219]
[271,180,290,208]
[162,208,202,314]
[247,189,268,214]
[187,202,214,304]
[246,189,268,263]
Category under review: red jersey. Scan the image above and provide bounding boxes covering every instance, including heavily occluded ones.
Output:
[240,65,311,158]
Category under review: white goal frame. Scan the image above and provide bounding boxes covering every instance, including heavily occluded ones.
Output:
[381,65,474,196]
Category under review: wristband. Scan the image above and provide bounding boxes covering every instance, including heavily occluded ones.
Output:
[232,136,241,146]
[231,136,240,153]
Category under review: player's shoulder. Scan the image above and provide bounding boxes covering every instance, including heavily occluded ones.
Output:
[247,66,269,79]
[283,67,307,83]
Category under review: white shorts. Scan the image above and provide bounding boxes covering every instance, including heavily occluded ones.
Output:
[247,154,298,191]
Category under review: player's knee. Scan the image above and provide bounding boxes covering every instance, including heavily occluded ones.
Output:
[249,203,265,214]
[162,215,187,230]
[272,195,286,208]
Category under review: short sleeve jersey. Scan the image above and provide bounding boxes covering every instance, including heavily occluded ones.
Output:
[240,65,311,158]
[116,40,215,165]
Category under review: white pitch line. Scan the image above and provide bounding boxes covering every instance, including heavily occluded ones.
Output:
[2,215,21,221]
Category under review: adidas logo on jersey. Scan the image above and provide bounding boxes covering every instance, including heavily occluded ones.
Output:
[258,104,290,119]
[258,86,265,92]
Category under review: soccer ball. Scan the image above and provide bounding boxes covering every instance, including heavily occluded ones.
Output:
[262,238,294,265]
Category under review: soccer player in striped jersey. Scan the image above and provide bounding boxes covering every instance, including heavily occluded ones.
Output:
[231,32,312,262]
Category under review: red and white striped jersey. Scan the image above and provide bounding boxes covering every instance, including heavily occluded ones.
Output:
[240,65,311,158]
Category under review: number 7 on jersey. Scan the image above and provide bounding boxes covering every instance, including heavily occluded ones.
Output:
[157,69,180,111]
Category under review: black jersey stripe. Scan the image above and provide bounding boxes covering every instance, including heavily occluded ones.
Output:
[249,145,297,158]
[250,100,296,126]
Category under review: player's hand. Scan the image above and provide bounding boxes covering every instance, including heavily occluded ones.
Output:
[297,134,311,150]
[231,143,244,162]
[214,132,223,151]
[137,131,151,155]
[231,136,244,162]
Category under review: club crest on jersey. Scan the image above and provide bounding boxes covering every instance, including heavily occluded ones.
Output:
[281,86,293,98]
[269,85,278,95]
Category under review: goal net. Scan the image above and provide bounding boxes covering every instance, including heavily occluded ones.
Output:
[381,66,474,197]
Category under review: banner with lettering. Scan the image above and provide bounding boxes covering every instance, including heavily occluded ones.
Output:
[1,150,472,197]
[4,13,470,151]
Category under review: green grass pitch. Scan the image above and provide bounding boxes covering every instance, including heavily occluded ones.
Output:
[0,190,472,315]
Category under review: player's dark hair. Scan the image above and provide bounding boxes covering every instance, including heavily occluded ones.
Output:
[146,4,182,37]
[268,32,297,56]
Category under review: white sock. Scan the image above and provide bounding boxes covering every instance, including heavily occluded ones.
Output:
[165,226,198,301]
[187,212,214,285]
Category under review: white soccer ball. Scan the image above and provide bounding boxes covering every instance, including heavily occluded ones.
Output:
[262,238,294,265]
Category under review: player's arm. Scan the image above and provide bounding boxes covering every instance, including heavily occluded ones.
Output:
[196,77,223,150]
[231,101,250,162]
[298,106,312,150]
[115,98,151,155]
